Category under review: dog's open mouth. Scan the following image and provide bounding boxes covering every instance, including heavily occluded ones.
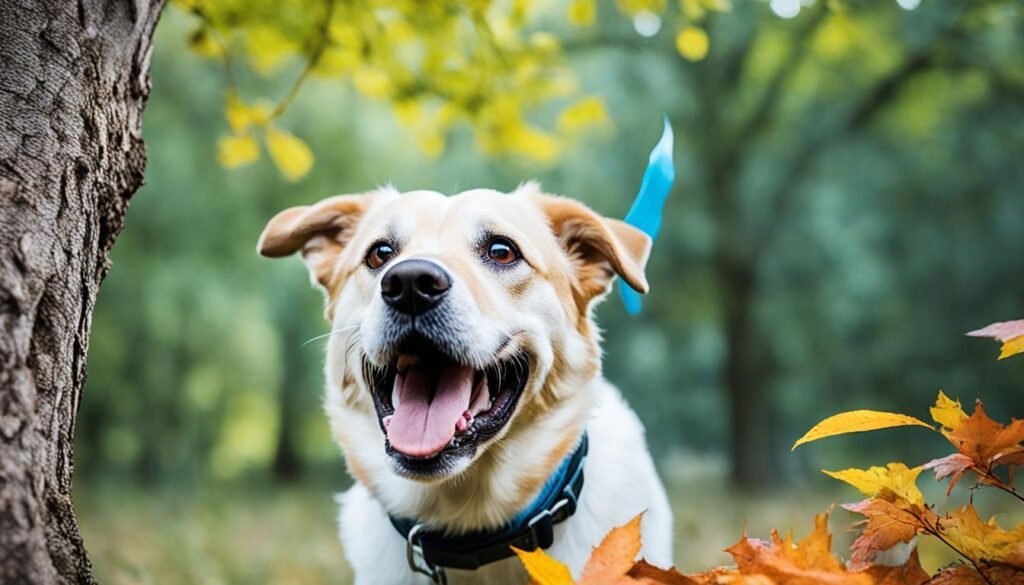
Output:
[368,336,528,467]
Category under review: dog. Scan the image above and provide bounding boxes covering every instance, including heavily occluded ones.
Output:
[258,183,673,584]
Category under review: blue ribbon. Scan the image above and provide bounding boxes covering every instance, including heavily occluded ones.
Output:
[619,116,675,315]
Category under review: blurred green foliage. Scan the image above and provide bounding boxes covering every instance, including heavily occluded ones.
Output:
[76,0,1023,575]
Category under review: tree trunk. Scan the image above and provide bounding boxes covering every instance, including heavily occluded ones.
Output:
[0,0,162,582]
[718,258,776,489]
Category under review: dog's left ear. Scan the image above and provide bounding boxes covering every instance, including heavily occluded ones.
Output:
[535,195,652,306]
[257,194,371,288]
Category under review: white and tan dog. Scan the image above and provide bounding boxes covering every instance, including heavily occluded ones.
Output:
[258,183,672,585]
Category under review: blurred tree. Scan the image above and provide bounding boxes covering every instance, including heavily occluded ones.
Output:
[0,0,163,582]
[176,0,1023,488]
[664,0,1020,486]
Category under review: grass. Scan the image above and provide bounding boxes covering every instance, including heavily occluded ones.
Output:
[77,460,1019,584]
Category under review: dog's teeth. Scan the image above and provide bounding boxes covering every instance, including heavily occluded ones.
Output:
[468,376,490,416]
[383,415,393,428]
[392,386,400,409]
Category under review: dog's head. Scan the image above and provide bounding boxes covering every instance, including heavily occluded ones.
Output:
[258,184,650,485]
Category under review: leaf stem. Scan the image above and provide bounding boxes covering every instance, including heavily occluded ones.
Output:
[190,6,238,91]
[915,511,995,585]
[271,0,337,119]
[976,468,1024,504]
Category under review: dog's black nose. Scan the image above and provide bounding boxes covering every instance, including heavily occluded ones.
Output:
[380,259,452,315]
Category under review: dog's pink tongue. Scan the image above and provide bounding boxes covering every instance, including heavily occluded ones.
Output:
[387,363,474,458]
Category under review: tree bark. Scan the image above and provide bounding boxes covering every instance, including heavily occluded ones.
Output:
[0,0,162,582]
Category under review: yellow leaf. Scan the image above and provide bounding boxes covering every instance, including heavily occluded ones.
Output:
[505,124,561,164]
[529,32,561,55]
[930,390,967,431]
[792,410,933,450]
[676,26,709,62]
[216,134,260,169]
[942,505,1024,567]
[557,96,610,133]
[702,0,731,11]
[999,335,1024,360]
[245,25,297,74]
[681,0,704,20]
[265,127,313,181]
[511,547,574,585]
[188,26,224,59]
[823,463,924,506]
[393,99,422,128]
[617,0,666,17]
[568,0,596,26]
[226,95,273,133]
[352,67,394,99]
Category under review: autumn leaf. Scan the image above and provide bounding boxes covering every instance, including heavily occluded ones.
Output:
[580,514,643,583]
[513,546,574,585]
[216,134,260,168]
[928,562,1024,584]
[568,0,597,26]
[725,511,872,585]
[861,549,930,585]
[967,319,1024,359]
[557,97,610,134]
[940,506,1024,569]
[823,463,925,506]
[793,411,933,450]
[925,564,988,585]
[922,453,974,495]
[930,391,967,431]
[226,94,273,133]
[625,560,703,584]
[842,499,923,569]
[945,401,1024,472]
[265,126,314,181]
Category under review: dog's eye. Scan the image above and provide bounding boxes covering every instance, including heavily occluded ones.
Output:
[486,238,520,266]
[366,242,396,269]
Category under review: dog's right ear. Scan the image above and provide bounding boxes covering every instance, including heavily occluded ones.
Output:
[257,194,371,288]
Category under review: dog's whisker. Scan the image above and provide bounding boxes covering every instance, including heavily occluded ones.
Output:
[335,328,363,388]
[302,325,360,347]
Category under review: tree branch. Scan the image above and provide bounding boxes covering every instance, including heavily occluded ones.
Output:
[751,0,973,260]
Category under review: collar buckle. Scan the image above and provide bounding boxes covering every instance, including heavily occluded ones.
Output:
[406,524,448,584]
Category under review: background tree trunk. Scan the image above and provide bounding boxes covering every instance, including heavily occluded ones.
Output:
[0,0,162,582]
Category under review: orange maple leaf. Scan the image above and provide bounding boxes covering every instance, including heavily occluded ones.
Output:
[861,549,930,585]
[514,515,691,585]
[579,514,644,583]
[944,402,1024,473]
[842,498,929,570]
[626,559,702,584]
[725,511,872,585]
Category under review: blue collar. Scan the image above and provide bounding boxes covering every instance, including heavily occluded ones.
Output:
[388,433,588,581]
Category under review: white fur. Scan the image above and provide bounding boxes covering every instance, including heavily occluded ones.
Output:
[337,380,673,585]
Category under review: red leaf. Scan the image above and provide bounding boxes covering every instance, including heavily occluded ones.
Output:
[923,453,975,495]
